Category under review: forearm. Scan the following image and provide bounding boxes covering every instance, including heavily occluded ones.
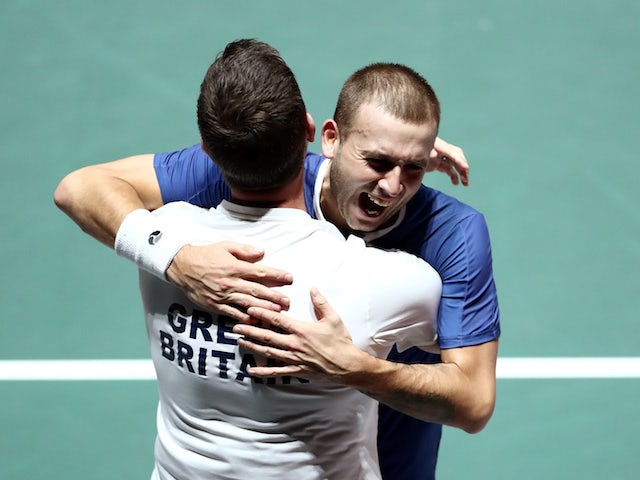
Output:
[341,342,497,433]
[344,358,468,430]
[235,298,497,433]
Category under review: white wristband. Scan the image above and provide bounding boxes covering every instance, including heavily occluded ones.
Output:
[114,209,188,281]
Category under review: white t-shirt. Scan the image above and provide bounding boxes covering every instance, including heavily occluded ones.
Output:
[138,201,441,480]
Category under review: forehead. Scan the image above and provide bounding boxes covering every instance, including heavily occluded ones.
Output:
[345,103,437,162]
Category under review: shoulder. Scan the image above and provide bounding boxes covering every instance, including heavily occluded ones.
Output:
[153,144,219,182]
[347,236,442,299]
[304,151,326,171]
[303,152,328,217]
[429,192,493,270]
[312,218,346,240]
[152,201,210,223]
[407,186,492,257]
[408,185,483,226]
[373,186,492,264]
[154,144,210,165]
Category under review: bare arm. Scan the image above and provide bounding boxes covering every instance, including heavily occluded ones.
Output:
[53,155,292,318]
[351,341,497,433]
[233,288,497,433]
[54,154,162,247]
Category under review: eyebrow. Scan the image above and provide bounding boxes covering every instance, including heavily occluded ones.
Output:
[362,150,429,166]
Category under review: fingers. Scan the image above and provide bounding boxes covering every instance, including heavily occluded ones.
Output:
[225,241,294,286]
[235,325,291,350]
[232,280,291,310]
[224,242,266,262]
[245,364,305,378]
[235,330,302,365]
[233,314,310,378]
[234,308,303,362]
[442,158,460,186]
[188,283,289,315]
[451,155,469,186]
[431,155,469,186]
[431,137,470,187]
[233,323,290,346]
[211,303,251,323]
[168,241,293,315]
[245,266,294,287]
[245,306,293,330]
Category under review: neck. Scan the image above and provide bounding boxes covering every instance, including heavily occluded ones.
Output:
[230,172,306,211]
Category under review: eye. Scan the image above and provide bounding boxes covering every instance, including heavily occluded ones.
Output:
[404,163,427,173]
[366,158,395,173]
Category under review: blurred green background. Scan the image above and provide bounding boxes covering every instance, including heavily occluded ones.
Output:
[1,1,638,478]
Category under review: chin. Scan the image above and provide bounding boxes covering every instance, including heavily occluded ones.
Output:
[348,214,385,233]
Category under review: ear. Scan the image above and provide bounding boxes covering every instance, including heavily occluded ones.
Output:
[305,112,316,142]
[321,119,339,159]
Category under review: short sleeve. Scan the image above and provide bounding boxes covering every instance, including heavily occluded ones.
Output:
[154,144,231,207]
[436,212,500,349]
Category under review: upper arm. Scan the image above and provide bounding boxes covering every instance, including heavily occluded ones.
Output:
[440,339,499,429]
[53,153,163,247]
[89,154,164,210]
[55,153,162,211]
[440,340,498,389]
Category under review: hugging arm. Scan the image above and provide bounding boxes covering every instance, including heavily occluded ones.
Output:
[53,151,292,319]
[53,138,468,317]
[234,288,497,433]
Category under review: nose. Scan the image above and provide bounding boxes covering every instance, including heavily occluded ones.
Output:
[378,166,403,197]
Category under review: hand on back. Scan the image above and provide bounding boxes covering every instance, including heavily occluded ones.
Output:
[166,241,293,321]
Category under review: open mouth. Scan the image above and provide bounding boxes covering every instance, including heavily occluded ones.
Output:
[359,193,391,217]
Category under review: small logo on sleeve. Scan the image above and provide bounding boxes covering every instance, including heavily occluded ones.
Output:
[148,230,162,245]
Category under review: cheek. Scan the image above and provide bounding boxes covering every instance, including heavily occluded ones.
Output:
[402,175,425,196]
[336,167,369,195]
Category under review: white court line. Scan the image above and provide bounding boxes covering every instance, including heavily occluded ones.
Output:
[0,358,640,381]
[496,357,640,379]
[0,360,156,381]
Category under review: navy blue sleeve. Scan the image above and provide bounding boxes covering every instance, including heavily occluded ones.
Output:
[303,152,325,217]
[154,144,231,207]
[434,212,500,349]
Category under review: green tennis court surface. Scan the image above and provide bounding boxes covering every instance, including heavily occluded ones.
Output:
[1,1,638,479]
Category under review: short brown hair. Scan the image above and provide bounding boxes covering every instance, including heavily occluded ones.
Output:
[197,39,307,191]
[334,63,440,138]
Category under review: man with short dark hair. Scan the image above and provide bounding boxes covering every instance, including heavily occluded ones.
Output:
[130,38,441,480]
[196,40,308,192]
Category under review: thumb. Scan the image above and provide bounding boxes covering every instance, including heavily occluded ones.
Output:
[310,287,332,321]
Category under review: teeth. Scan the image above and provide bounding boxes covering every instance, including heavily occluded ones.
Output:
[367,193,391,208]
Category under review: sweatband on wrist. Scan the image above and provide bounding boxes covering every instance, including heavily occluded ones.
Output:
[114,209,188,281]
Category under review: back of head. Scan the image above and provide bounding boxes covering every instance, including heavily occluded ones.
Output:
[197,39,307,192]
[334,63,440,138]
